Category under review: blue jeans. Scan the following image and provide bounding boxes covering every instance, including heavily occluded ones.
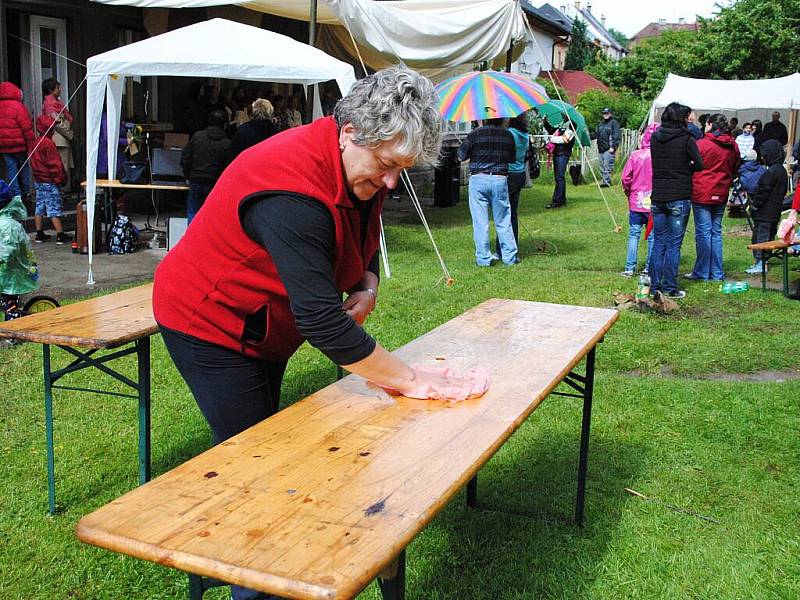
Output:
[551,154,568,205]
[625,211,654,272]
[690,202,725,280]
[650,200,690,294]
[599,150,615,185]
[2,151,32,198]
[187,180,215,224]
[468,174,518,265]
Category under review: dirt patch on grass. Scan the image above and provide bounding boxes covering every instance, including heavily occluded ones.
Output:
[701,370,800,382]
[624,367,800,382]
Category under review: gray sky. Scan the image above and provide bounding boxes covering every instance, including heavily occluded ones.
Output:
[572,0,727,37]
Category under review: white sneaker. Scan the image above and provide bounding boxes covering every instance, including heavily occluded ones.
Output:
[620,270,634,277]
[745,262,766,275]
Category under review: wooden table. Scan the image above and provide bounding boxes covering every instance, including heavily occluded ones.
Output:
[748,240,795,296]
[83,179,190,242]
[77,299,618,599]
[0,284,158,514]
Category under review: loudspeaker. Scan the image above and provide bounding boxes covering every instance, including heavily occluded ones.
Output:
[168,217,188,250]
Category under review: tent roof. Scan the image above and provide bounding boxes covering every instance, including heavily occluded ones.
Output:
[90,0,527,69]
[86,18,356,90]
[652,73,800,111]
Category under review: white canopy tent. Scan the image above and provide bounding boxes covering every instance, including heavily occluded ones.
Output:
[91,0,528,71]
[650,73,800,161]
[84,18,357,284]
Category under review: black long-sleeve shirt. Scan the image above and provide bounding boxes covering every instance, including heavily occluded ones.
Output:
[241,194,379,366]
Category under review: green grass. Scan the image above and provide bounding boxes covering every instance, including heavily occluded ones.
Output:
[2,178,799,599]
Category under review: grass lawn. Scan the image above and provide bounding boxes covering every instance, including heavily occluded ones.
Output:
[1,174,798,599]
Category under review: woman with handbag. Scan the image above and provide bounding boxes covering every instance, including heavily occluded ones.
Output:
[41,78,74,191]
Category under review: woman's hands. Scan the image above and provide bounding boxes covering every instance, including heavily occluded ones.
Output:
[343,290,375,325]
[381,364,490,402]
[343,346,490,403]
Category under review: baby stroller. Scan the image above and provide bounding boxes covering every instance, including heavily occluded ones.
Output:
[728,177,754,231]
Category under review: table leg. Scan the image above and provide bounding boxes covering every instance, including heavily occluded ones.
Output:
[378,550,406,600]
[575,345,596,528]
[782,249,789,296]
[137,337,151,484]
[43,344,57,515]
[761,256,768,291]
[466,475,478,507]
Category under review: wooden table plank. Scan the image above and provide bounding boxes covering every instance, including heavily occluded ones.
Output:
[83,179,190,191]
[0,283,156,348]
[77,299,617,599]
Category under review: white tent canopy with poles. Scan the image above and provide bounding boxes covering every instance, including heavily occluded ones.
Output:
[649,73,800,159]
[84,18,357,284]
[91,0,528,70]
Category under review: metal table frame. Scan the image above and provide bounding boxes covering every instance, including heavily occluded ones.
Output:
[43,337,152,514]
[758,245,791,297]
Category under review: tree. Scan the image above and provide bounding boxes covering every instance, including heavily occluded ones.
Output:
[607,27,628,50]
[564,18,593,70]
[587,0,800,101]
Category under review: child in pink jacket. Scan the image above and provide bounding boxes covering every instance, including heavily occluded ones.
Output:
[620,122,659,276]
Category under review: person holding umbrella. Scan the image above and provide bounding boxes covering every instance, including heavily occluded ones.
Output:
[543,112,576,209]
[457,117,519,266]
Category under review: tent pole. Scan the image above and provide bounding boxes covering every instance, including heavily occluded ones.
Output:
[505,41,513,72]
[788,108,797,192]
[306,0,318,123]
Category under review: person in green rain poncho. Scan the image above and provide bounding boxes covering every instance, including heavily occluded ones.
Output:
[0,181,40,320]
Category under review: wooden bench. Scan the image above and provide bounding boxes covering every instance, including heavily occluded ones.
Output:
[0,283,157,514]
[747,240,795,296]
[77,299,618,599]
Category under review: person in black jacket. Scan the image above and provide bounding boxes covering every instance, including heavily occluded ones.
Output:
[181,109,230,224]
[595,108,621,186]
[746,139,788,274]
[228,99,277,162]
[761,112,788,147]
[649,102,704,300]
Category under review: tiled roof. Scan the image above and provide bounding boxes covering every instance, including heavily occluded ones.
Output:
[537,3,573,34]
[521,1,571,37]
[539,70,609,103]
[631,22,699,42]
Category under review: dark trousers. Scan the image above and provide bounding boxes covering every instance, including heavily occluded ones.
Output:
[751,220,778,260]
[160,327,286,600]
[551,154,569,206]
[496,171,525,254]
[186,180,215,225]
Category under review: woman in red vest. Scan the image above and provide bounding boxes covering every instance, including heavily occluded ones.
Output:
[153,65,487,524]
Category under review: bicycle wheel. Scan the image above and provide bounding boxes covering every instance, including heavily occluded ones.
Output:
[23,295,60,314]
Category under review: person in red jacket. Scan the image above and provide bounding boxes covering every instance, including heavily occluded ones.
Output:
[686,113,740,281]
[0,81,34,200]
[787,185,800,226]
[29,114,71,244]
[153,65,489,600]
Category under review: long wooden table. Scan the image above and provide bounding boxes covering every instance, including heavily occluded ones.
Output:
[0,284,158,514]
[77,299,618,599]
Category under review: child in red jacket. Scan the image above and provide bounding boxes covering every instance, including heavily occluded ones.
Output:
[29,114,71,244]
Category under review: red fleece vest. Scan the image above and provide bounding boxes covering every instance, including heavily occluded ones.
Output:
[153,116,384,361]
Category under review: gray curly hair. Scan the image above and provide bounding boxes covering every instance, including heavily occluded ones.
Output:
[334,65,442,168]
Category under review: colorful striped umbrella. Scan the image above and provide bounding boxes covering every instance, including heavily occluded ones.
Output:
[435,70,549,123]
